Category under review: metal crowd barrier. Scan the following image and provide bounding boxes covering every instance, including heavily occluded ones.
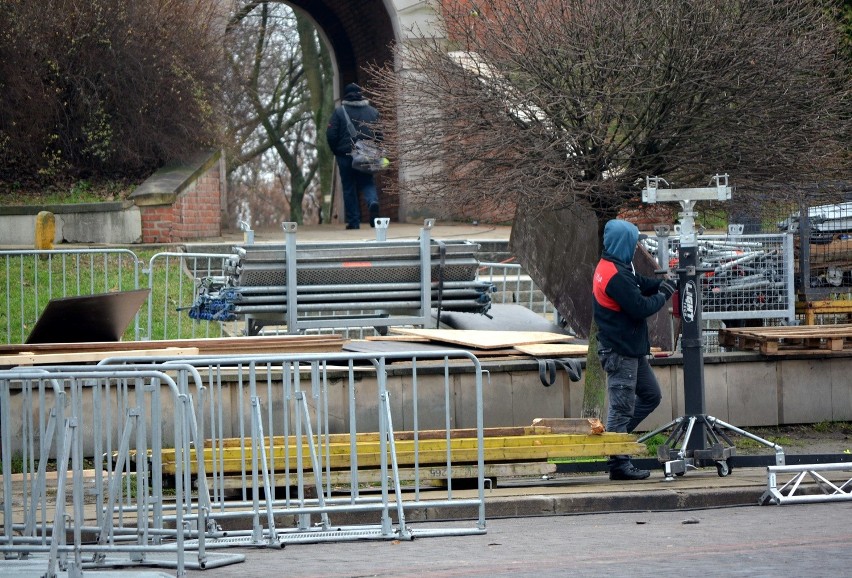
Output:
[145,251,237,340]
[1,225,556,345]
[0,367,245,576]
[1,350,487,575]
[97,350,488,546]
[0,247,242,344]
[0,248,142,343]
[477,261,558,319]
[188,220,493,335]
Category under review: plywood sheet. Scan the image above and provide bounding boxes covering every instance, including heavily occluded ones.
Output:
[514,343,588,357]
[387,328,574,350]
[0,347,200,367]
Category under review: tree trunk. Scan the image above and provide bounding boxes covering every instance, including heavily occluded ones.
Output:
[296,14,334,223]
[582,319,606,420]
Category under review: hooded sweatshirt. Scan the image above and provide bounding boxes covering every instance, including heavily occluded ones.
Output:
[325,83,381,156]
[592,219,666,357]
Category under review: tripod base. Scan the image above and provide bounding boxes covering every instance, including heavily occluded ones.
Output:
[638,414,786,481]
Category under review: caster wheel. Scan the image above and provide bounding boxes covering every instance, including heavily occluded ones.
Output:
[716,460,731,477]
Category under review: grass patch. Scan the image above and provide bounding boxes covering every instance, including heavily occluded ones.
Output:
[734,434,797,450]
[548,456,606,464]
[0,179,135,206]
[0,248,225,342]
[641,433,667,457]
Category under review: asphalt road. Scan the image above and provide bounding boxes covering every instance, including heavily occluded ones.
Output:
[187,502,852,577]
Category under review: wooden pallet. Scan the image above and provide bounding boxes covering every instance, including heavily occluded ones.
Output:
[718,324,852,355]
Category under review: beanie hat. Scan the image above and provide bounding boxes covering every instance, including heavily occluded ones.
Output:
[344,83,363,98]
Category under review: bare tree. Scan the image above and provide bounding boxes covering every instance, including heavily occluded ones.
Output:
[224,2,333,225]
[374,0,848,219]
[370,0,850,417]
[0,0,227,186]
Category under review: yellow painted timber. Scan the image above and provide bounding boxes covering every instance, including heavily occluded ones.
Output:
[166,441,645,474]
[198,427,544,449]
[167,433,634,461]
[210,462,558,490]
[161,433,644,474]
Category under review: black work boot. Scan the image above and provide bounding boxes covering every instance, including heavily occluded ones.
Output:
[608,456,650,480]
[609,464,651,480]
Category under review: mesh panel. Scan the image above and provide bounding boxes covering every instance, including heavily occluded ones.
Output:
[643,233,794,321]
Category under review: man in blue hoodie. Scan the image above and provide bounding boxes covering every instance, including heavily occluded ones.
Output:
[325,83,381,230]
[592,219,676,480]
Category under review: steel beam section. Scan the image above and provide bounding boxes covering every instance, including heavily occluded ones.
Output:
[760,463,852,505]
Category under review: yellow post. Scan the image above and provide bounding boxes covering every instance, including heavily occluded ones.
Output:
[35,211,55,250]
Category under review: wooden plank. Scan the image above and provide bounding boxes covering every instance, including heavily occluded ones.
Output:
[200,427,546,448]
[209,462,559,490]
[168,441,646,474]
[0,334,345,355]
[0,347,200,366]
[163,432,641,474]
[363,335,432,342]
[530,418,605,435]
[172,433,634,460]
[387,328,574,349]
[514,343,588,357]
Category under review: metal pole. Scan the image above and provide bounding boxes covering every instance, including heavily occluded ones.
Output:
[676,200,707,424]
[420,219,434,327]
[283,222,299,334]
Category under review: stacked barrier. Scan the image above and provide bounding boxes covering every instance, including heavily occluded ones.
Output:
[0,367,246,576]
[188,221,494,334]
[642,232,795,322]
[1,349,487,575]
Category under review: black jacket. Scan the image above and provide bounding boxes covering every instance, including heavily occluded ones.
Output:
[592,253,666,357]
[325,99,380,156]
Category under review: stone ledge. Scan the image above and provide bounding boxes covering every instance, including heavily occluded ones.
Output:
[129,150,220,206]
[0,200,133,216]
[0,204,141,245]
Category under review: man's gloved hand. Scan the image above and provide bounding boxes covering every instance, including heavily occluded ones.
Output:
[659,278,677,300]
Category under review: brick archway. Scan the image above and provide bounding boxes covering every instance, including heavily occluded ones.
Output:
[288,1,444,222]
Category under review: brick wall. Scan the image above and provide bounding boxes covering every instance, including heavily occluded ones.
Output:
[138,159,222,244]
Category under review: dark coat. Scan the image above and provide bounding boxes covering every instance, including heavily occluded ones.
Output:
[592,220,666,357]
[325,99,380,156]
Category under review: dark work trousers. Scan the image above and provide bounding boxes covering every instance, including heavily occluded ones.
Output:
[600,352,662,466]
[336,154,378,229]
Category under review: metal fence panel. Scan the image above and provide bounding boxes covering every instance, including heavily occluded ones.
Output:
[477,262,558,320]
[2,349,487,569]
[0,367,246,575]
[0,249,142,343]
[643,233,796,322]
[95,350,488,546]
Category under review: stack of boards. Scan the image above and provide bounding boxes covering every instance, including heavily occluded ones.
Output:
[362,328,588,360]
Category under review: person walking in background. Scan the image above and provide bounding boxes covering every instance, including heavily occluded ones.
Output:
[592,219,676,480]
[325,83,381,229]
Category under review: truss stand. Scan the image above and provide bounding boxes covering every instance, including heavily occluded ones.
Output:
[638,175,785,480]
